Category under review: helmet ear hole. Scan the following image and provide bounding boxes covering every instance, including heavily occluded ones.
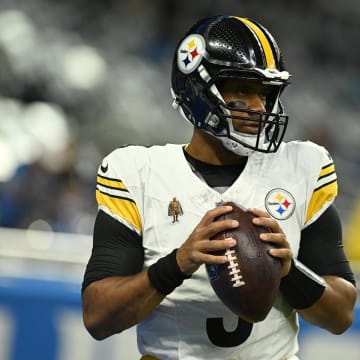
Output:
[173,74,196,105]
[184,77,196,104]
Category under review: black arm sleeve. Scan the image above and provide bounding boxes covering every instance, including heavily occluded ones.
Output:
[81,210,144,293]
[298,204,356,286]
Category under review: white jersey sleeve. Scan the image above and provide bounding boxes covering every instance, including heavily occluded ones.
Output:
[95,145,148,236]
[294,141,337,228]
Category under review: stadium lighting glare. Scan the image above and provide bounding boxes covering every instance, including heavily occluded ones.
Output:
[62,45,107,90]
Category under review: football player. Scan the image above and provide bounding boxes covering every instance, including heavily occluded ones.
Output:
[81,15,357,359]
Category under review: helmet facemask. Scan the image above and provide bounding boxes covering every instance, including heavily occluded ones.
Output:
[196,68,289,156]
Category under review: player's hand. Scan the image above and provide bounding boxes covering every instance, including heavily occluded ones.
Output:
[248,208,292,277]
[176,205,238,276]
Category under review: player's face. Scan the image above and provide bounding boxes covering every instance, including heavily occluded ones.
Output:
[217,79,268,134]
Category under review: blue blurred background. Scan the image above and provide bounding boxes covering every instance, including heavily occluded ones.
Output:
[0,0,359,359]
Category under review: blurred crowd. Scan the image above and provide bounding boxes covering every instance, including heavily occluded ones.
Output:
[0,0,359,254]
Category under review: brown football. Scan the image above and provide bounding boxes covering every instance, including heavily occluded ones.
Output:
[206,201,281,323]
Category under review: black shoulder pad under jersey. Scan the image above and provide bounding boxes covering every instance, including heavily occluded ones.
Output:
[82,210,144,292]
[299,204,355,286]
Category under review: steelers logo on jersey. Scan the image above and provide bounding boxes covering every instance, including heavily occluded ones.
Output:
[177,34,205,74]
[265,188,296,220]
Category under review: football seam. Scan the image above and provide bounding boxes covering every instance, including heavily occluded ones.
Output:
[225,248,245,287]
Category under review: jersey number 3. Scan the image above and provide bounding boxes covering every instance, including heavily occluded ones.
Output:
[206,317,253,347]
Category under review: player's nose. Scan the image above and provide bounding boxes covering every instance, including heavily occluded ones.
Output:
[245,94,266,112]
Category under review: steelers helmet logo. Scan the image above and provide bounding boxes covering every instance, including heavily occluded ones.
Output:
[177,34,205,74]
[265,188,296,220]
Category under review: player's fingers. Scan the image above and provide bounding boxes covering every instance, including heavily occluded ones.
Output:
[206,218,239,238]
[248,208,282,232]
[252,214,283,233]
[267,247,292,277]
[259,232,289,248]
[177,239,233,272]
[192,237,238,266]
[202,237,237,252]
[189,218,238,244]
[202,252,230,265]
[199,205,234,226]
[248,207,270,218]
[268,247,292,259]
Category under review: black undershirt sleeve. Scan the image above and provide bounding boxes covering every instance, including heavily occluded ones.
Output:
[298,204,356,286]
[81,210,144,293]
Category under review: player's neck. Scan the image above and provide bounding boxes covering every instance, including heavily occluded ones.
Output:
[185,130,247,166]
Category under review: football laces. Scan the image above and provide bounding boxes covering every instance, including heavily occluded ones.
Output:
[225,248,245,287]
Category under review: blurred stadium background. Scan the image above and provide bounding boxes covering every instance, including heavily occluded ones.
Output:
[0,0,359,359]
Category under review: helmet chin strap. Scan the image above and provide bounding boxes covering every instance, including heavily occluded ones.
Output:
[218,132,265,156]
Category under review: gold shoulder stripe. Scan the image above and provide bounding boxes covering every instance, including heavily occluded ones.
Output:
[96,189,135,202]
[305,179,338,223]
[96,189,142,233]
[97,173,122,181]
[315,178,337,192]
[318,170,335,182]
[318,163,335,179]
[97,175,127,191]
[233,17,276,69]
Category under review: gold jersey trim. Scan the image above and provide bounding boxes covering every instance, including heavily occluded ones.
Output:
[318,163,335,180]
[305,162,338,223]
[97,174,128,191]
[96,175,142,233]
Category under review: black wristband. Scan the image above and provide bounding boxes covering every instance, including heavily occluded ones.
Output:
[147,249,191,295]
[280,258,327,309]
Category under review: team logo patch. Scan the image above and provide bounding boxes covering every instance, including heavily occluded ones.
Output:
[265,188,296,220]
[177,34,205,74]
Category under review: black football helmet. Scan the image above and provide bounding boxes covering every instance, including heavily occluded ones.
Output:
[171,15,291,155]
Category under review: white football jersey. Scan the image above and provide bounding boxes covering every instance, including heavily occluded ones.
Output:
[95,141,337,360]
